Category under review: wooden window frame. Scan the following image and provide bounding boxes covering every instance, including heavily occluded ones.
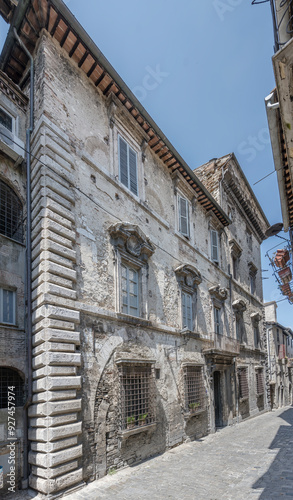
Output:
[0,287,16,325]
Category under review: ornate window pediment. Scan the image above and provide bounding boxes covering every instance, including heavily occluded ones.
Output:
[229,239,242,259]
[109,223,155,262]
[209,284,228,302]
[232,299,247,314]
[248,262,258,276]
[251,312,262,324]
[175,264,202,291]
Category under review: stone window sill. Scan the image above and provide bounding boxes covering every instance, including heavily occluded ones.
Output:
[184,408,206,420]
[116,313,151,327]
[239,397,249,403]
[118,422,156,440]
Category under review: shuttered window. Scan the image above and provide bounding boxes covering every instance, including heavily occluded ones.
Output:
[0,288,16,325]
[182,291,193,330]
[238,367,249,400]
[256,369,264,396]
[118,135,138,195]
[214,306,221,335]
[121,264,139,317]
[211,229,219,263]
[178,196,189,237]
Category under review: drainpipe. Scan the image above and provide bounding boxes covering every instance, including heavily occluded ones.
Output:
[13,28,34,488]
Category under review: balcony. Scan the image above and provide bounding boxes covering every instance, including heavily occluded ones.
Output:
[203,332,240,359]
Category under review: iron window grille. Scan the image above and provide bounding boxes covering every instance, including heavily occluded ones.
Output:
[0,368,24,408]
[184,365,206,414]
[238,367,249,400]
[119,363,156,431]
[0,179,23,243]
[256,368,264,396]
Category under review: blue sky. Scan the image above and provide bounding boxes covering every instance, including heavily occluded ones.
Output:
[0,0,292,326]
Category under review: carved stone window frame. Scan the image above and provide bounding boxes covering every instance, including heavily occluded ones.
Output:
[109,223,155,319]
[107,93,149,199]
[230,239,242,280]
[232,299,246,342]
[251,312,262,349]
[209,285,228,336]
[175,265,202,332]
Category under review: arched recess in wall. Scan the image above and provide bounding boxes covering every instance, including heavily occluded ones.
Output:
[0,367,25,409]
[0,178,23,243]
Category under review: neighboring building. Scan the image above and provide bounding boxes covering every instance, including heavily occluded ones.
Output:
[0,68,27,493]
[264,301,293,408]
[263,1,293,302]
[0,0,270,496]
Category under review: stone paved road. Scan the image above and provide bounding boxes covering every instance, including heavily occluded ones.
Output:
[6,406,293,500]
[64,406,293,500]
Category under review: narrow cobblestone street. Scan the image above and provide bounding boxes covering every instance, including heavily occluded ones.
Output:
[8,406,293,500]
[62,406,293,500]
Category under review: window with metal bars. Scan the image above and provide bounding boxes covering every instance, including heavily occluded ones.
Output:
[256,369,264,396]
[238,367,249,400]
[0,179,23,243]
[184,365,206,414]
[0,368,24,408]
[119,363,155,431]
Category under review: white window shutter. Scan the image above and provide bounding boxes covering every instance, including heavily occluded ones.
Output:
[182,291,192,330]
[129,147,138,195]
[186,293,192,330]
[179,197,189,237]
[119,136,128,188]
[211,230,219,262]
[182,291,187,327]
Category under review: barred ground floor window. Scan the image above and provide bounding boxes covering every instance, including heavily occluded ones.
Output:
[256,368,264,396]
[0,368,24,409]
[238,367,249,400]
[118,362,156,431]
[184,365,206,414]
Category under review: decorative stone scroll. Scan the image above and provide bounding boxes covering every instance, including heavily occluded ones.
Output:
[209,284,228,302]
[250,312,262,324]
[232,299,247,314]
[229,239,242,259]
[109,223,155,262]
[175,264,202,290]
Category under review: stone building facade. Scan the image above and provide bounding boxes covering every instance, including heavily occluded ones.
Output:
[264,301,293,408]
[0,69,27,493]
[0,0,270,496]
